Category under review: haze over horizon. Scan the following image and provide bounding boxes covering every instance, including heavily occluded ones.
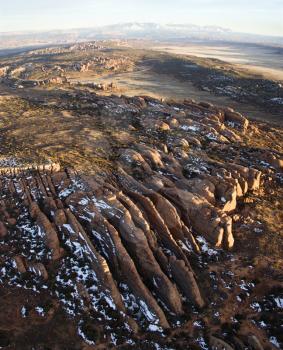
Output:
[0,0,283,37]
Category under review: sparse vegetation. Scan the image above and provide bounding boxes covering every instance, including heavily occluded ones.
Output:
[0,40,282,350]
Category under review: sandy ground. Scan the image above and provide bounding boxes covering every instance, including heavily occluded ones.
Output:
[153,43,283,81]
[67,68,280,124]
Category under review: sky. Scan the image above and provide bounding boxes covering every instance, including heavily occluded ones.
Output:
[0,0,282,36]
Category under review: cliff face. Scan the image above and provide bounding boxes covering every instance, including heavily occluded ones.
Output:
[0,94,282,349]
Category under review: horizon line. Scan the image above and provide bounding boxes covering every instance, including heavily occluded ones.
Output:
[0,22,283,39]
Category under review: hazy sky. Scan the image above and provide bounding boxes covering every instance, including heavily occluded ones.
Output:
[0,0,282,36]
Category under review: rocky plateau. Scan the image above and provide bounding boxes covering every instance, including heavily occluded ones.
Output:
[0,90,282,349]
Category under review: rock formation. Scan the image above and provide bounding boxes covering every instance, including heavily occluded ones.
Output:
[0,92,282,349]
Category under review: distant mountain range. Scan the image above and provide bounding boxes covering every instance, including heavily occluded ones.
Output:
[1,22,283,49]
[86,22,232,38]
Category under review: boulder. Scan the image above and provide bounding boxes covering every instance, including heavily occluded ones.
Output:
[228,164,261,191]
[262,151,283,170]
[169,118,179,128]
[209,335,234,350]
[0,221,8,238]
[13,256,27,273]
[158,122,170,131]
[120,149,152,174]
[225,110,249,131]
[247,335,264,350]
[28,262,49,280]
[135,144,164,169]
[54,209,67,226]
[176,178,216,205]
[186,136,202,147]
[169,256,205,308]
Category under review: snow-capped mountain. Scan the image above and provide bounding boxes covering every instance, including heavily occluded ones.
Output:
[1,22,283,49]
[88,22,232,40]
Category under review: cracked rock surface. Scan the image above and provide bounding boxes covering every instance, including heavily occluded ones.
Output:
[0,93,282,349]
